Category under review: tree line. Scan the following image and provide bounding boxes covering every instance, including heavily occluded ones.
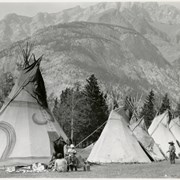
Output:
[1,72,180,146]
[52,74,109,146]
[124,90,175,129]
[0,71,14,108]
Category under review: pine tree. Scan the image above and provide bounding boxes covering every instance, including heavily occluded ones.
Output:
[159,93,172,119]
[159,93,171,113]
[0,72,14,108]
[175,101,180,117]
[53,85,90,144]
[53,88,72,137]
[140,90,156,129]
[83,74,109,142]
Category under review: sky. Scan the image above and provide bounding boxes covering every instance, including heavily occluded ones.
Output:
[0,1,180,21]
[0,2,97,20]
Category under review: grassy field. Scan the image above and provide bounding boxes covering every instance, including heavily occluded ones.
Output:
[0,159,180,178]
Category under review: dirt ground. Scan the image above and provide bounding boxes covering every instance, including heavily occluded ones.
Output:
[0,159,180,178]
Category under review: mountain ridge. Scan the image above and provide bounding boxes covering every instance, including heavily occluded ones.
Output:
[0,21,179,103]
[1,2,180,103]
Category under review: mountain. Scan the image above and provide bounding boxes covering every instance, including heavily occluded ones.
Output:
[1,2,180,103]
[1,2,180,65]
[0,21,179,103]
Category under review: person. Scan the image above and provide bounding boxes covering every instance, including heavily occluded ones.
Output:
[167,141,176,164]
[66,144,78,171]
[68,151,78,171]
[64,139,70,157]
[54,153,68,172]
[68,144,77,156]
[54,137,66,157]
[48,152,57,169]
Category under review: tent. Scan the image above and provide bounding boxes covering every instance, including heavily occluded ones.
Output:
[0,45,68,166]
[87,110,151,163]
[77,143,94,160]
[148,111,180,156]
[169,117,180,148]
[130,118,165,161]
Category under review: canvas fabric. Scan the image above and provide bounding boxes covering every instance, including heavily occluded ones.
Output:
[148,111,180,156]
[87,110,151,163]
[130,119,165,161]
[0,59,68,166]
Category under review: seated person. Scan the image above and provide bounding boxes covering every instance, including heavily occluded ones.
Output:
[54,153,68,172]
[68,151,78,171]
[48,152,57,169]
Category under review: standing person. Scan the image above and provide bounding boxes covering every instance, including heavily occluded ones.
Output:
[64,139,70,157]
[68,144,77,156]
[67,144,78,171]
[167,141,176,164]
[54,137,66,157]
[54,153,68,172]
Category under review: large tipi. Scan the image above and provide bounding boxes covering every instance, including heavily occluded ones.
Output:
[148,111,180,156]
[130,118,165,161]
[87,110,151,163]
[0,44,68,166]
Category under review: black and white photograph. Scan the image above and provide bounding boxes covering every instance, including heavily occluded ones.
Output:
[0,0,180,178]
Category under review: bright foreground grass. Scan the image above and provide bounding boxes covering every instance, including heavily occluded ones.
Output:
[0,159,180,178]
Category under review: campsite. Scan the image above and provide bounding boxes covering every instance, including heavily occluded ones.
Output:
[0,161,180,178]
[1,1,180,178]
[0,160,180,178]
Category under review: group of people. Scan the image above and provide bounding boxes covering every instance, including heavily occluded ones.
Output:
[48,136,177,172]
[48,138,78,172]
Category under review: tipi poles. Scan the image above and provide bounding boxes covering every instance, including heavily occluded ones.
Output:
[0,59,39,114]
[131,117,144,132]
[75,120,107,148]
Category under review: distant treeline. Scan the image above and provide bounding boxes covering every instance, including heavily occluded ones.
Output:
[1,72,180,146]
[0,72,14,108]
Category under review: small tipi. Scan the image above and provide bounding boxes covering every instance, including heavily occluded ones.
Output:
[148,111,180,156]
[87,110,151,163]
[130,118,165,161]
[0,44,68,166]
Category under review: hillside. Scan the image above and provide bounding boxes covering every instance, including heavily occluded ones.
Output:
[0,21,179,102]
[1,2,180,65]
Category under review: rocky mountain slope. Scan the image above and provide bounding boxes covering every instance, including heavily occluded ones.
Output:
[0,21,179,102]
[1,2,180,65]
[1,2,180,103]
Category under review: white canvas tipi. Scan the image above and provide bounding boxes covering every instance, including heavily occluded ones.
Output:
[87,110,151,163]
[169,117,180,147]
[0,45,68,166]
[148,111,180,156]
[130,118,165,161]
